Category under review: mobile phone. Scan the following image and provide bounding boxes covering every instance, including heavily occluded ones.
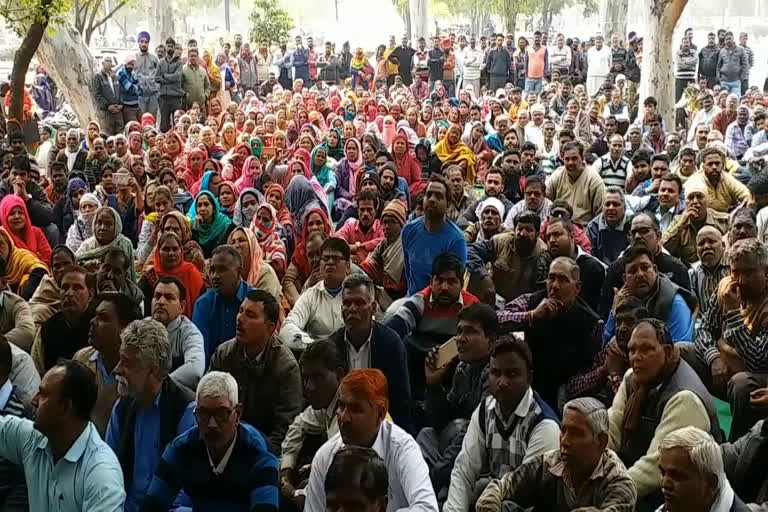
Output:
[436,337,458,368]
[114,172,130,187]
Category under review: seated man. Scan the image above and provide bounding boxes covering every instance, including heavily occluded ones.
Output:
[503,174,552,229]
[604,246,696,343]
[210,289,302,455]
[385,253,479,402]
[0,336,30,510]
[587,186,631,266]
[96,247,144,306]
[141,371,280,510]
[600,212,690,319]
[538,199,592,253]
[688,226,729,319]
[543,217,606,312]
[566,297,648,407]
[279,238,349,350]
[304,369,438,512]
[687,239,768,441]
[331,189,384,264]
[324,446,389,512]
[685,146,749,213]
[467,210,547,305]
[8,340,39,404]
[280,340,347,503]
[0,154,55,239]
[443,337,560,512]
[193,245,253,363]
[418,304,497,500]
[457,167,514,230]
[648,172,686,234]
[32,265,95,374]
[497,256,601,409]
[475,398,637,512]
[662,184,730,265]
[150,276,205,390]
[660,426,750,512]
[107,318,196,512]
[359,199,408,306]
[0,360,125,509]
[74,291,141,437]
[463,197,508,244]
[609,319,721,509]
[330,273,411,429]
[721,419,768,510]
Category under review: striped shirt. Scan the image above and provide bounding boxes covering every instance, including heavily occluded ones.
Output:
[475,448,637,512]
[688,261,729,317]
[593,154,632,190]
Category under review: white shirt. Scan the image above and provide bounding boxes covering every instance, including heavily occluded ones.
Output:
[587,46,612,77]
[207,430,237,476]
[345,330,372,370]
[304,420,438,512]
[106,74,115,95]
[279,281,344,350]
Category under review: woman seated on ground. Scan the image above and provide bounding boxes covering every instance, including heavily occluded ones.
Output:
[0,195,52,264]
[189,190,234,259]
[282,206,332,307]
[143,210,206,277]
[251,203,288,282]
[65,193,101,253]
[28,245,75,325]
[136,185,174,265]
[232,188,261,228]
[75,206,134,280]
[139,231,204,317]
[0,227,48,300]
[54,175,89,239]
[112,168,143,247]
[227,227,281,301]
[217,181,237,220]
[158,168,194,214]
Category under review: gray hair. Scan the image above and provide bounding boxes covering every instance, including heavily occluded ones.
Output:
[120,318,171,377]
[196,371,239,407]
[342,272,375,297]
[551,256,580,281]
[605,186,626,207]
[563,397,608,436]
[728,238,768,266]
[212,244,243,269]
[660,426,725,483]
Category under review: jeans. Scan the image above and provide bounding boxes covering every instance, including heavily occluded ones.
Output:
[524,77,542,94]
[721,79,742,98]
[675,78,693,102]
[158,95,183,133]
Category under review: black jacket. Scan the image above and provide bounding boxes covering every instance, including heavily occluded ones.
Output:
[329,321,413,433]
[699,45,721,78]
[0,179,54,228]
[723,420,768,506]
[92,71,122,110]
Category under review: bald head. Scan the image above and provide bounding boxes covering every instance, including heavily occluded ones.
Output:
[696,226,725,269]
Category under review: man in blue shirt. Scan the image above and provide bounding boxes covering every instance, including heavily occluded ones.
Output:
[0,360,126,510]
[107,318,196,512]
[401,174,467,296]
[142,371,280,511]
[0,335,30,510]
[291,35,310,83]
[193,245,253,363]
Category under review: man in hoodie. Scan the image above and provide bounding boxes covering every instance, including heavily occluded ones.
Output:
[135,31,159,119]
[154,37,184,133]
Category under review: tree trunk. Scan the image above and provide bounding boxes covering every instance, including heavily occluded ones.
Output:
[36,23,100,127]
[403,1,411,41]
[8,21,49,126]
[409,0,427,42]
[224,0,231,32]
[639,0,689,130]
[599,0,628,40]
[151,0,175,43]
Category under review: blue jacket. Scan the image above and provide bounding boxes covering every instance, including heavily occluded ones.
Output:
[329,322,413,434]
[117,66,142,107]
[192,281,254,364]
[586,214,630,266]
[292,48,310,81]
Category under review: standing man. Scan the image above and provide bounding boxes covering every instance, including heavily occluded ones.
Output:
[237,42,259,96]
[154,37,184,133]
[698,32,720,90]
[413,37,430,87]
[92,56,124,135]
[485,34,512,93]
[254,39,272,86]
[608,32,627,83]
[523,31,549,95]
[117,55,142,124]
[273,39,293,90]
[675,37,698,102]
[550,33,572,78]
[738,32,754,95]
[586,35,612,97]
[462,36,484,94]
[306,36,319,87]
[389,36,416,86]
[181,48,210,114]
[135,31,159,119]
[427,36,445,92]
[717,31,748,98]
[339,41,353,84]
[291,36,310,85]
[0,361,126,510]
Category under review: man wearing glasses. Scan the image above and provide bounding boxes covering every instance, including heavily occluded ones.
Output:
[142,371,280,510]
[106,318,196,512]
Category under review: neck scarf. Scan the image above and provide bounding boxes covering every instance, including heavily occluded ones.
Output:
[310,146,333,186]
[251,204,287,269]
[152,232,204,317]
[193,191,232,247]
[322,128,344,161]
[0,228,48,289]
[228,227,263,285]
[433,124,478,184]
[73,193,101,243]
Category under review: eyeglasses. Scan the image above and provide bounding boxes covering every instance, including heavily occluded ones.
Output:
[321,254,347,264]
[194,406,235,425]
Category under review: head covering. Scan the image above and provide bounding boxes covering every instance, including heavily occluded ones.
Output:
[232,187,261,227]
[137,31,150,42]
[264,183,293,227]
[381,199,407,226]
[433,123,477,184]
[475,197,505,220]
[192,191,232,247]
[75,207,135,280]
[285,175,321,221]
[227,227,264,286]
[0,195,42,254]
[291,205,332,276]
[322,128,344,161]
[0,227,48,291]
[251,203,287,270]
[125,55,137,66]
[72,192,102,245]
[152,231,204,317]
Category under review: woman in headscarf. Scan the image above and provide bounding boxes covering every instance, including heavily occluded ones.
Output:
[227,227,281,301]
[234,155,263,195]
[84,137,122,190]
[28,245,75,326]
[203,51,228,109]
[310,146,336,218]
[232,188,261,228]
[190,190,234,258]
[0,227,48,299]
[219,122,238,152]
[322,127,344,162]
[181,148,206,191]
[251,203,288,281]
[127,131,144,159]
[164,132,186,172]
[127,153,148,190]
[263,183,293,229]
[136,185,174,265]
[462,120,493,182]
[390,132,421,191]
[217,181,237,219]
[381,115,397,148]
[433,122,478,184]
[333,138,364,220]
[143,210,205,274]
[75,207,134,280]
[285,174,326,233]
[350,48,374,91]
[65,192,101,253]
[83,121,102,151]
[221,141,251,182]
[139,231,204,317]
[282,205,331,306]
[0,195,52,264]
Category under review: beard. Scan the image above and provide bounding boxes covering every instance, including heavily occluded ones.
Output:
[516,237,535,255]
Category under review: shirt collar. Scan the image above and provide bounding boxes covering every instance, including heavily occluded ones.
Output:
[429,289,465,307]
[0,380,13,411]
[597,214,628,232]
[37,423,95,463]
[344,328,373,349]
[550,450,611,482]
[166,315,183,332]
[92,351,117,385]
[207,429,238,475]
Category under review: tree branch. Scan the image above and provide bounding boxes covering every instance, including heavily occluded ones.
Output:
[89,0,128,33]
[86,0,103,34]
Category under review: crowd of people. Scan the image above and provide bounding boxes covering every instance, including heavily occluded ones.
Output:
[0,23,766,512]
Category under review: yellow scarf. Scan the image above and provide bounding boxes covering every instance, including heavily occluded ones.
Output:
[0,228,48,291]
[433,136,477,184]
